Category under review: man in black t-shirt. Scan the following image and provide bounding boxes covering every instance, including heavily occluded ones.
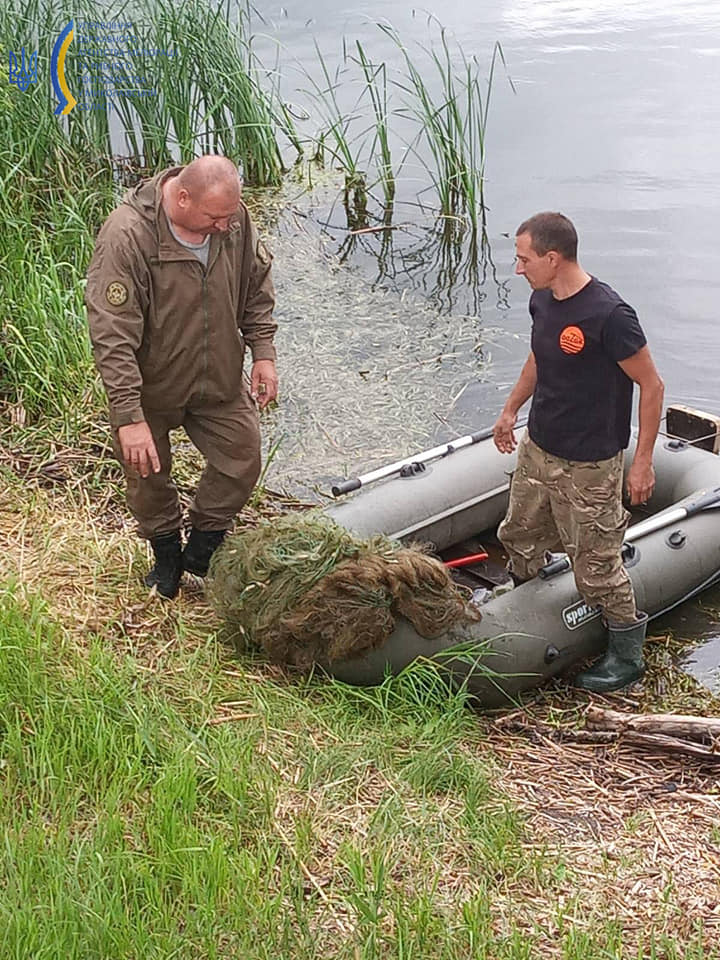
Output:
[493,212,664,693]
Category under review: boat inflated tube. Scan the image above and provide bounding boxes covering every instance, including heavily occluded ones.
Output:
[324,421,720,706]
[331,418,528,497]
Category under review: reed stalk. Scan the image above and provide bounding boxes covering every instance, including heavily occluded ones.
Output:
[354,41,395,217]
[379,22,510,229]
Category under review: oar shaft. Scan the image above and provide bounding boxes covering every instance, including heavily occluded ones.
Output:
[331,441,476,497]
[331,417,528,497]
[625,485,720,541]
[624,507,688,542]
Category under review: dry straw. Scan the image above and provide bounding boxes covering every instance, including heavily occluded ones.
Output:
[207,511,479,668]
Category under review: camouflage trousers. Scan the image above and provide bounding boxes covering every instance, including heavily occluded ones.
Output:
[497,433,637,625]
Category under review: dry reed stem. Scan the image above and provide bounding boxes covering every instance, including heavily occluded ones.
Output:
[476,685,720,953]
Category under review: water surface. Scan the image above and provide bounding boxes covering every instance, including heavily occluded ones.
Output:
[259,0,720,495]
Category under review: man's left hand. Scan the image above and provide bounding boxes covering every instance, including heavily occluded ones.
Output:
[251,359,278,409]
[626,458,655,506]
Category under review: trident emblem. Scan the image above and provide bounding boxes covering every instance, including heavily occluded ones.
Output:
[9,48,38,92]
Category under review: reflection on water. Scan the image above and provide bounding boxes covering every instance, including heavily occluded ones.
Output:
[654,584,720,693]
[334,218,512,316]
[682,638,720,693]
[501,0,720,32]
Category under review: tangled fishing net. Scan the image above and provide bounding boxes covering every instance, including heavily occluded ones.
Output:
[207,511,479,668]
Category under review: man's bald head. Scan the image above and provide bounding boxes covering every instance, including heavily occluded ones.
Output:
[177,155,242,203]
[164,155,243,238]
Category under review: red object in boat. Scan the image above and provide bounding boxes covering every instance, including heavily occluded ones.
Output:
[444,552,489,569]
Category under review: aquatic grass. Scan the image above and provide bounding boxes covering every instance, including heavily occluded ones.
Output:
[354,41,396,218]
[379,22,510,229]
[107,0,290,179]
[297,38,373,227]
[295,23,506,230]
[4,0,507,224]
[1,0,294,184]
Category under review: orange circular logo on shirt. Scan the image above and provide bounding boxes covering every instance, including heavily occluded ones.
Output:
[559,325,585,354]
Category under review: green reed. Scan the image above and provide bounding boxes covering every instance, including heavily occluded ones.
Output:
[354,40,395,219]
[299,38,371,227]
[0,0,509,425]
[0,46,111,423]
[2,0,295,185]
[125,0,295,181]
[380,22,511,230]
[293,20,509,233]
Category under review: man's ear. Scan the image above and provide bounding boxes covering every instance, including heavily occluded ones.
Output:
[547,250,560,269]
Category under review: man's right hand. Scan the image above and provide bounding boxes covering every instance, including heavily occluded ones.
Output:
[117,422,161,477]
[493,410,519,454]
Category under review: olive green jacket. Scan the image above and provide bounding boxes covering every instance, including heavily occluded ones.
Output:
[85,167,277,427]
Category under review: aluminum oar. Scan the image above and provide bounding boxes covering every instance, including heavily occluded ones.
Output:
[331,417,528,497]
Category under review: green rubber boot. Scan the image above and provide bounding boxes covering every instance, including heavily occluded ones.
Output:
[574,612,648,693]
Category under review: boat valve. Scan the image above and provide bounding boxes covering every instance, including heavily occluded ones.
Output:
[544,644,560,664]
[399,461,426,478]
[666,529,686,549]
[538,556,571,579]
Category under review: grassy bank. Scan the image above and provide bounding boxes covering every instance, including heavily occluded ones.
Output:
[1,474,719,959]
[0,583,526,959]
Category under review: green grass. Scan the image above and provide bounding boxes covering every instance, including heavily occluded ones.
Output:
[379,22,511,230]
[2,0,295,185]
[0,579,716,959]
[0,583,519,957]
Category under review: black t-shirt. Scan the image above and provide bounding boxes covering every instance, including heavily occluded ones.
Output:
[528,277,647,461]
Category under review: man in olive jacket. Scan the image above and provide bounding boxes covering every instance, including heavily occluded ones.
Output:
[86,155,278,598]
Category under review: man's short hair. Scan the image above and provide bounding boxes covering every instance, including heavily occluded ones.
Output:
[516,212,578,261]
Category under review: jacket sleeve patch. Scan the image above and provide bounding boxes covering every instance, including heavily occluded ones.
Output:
[256,239,272,265]
[106,281,129,306]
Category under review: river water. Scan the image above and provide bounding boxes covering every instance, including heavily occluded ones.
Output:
[260,0,720,478]
[251,0,720,686]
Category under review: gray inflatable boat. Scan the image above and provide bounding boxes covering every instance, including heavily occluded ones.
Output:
[325,406,720,706]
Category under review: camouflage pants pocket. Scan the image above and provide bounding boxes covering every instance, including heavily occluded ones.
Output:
[497,434,564,580]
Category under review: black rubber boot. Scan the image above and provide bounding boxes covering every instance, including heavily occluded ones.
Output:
[574,612,648,693]
[182,528,228,577]
[144,531,183,599]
